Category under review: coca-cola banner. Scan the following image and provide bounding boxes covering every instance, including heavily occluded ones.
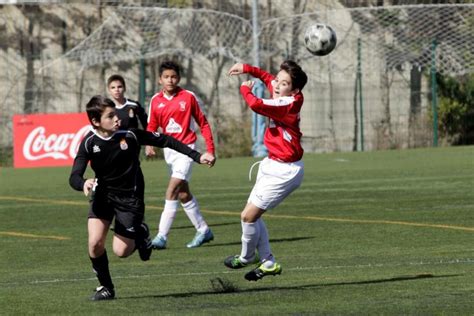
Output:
[13,113,90,168]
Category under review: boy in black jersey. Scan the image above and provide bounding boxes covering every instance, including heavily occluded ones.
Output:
[107,74,148,204]
[69,95,214,301]
[107,74,148,130]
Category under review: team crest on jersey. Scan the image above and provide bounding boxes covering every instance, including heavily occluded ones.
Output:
[179,101,186,111]
[93,145,100,153]
[166,118,183,133]
[128,108,135,118]
[158,103,165,108]
[120,138,128,150]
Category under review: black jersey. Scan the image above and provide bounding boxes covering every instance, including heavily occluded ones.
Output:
[115,99,148,198]
[116,99,148,130]
[69,128,201,193]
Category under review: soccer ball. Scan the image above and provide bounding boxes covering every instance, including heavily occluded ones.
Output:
[304,23,337,56]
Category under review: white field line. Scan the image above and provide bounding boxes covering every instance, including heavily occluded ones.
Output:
[1,196,473,233]
[4,258,472,286]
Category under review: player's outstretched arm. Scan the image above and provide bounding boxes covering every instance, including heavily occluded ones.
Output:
[136,129,202,163]
[227,63,244,76]
[200,152,216,167]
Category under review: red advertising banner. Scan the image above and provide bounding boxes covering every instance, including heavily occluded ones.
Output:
[13,113,90,168]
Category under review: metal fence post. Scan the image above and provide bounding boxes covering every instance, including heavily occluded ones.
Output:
[431,39,439,147]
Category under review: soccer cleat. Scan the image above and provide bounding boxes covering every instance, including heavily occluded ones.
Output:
[224,255,249,269]
[244,262,282,281]
[186,229,214,248]
[137,223,152,261]
[90,286,115,301]
[151,234,167,249]
[224,254,260,269]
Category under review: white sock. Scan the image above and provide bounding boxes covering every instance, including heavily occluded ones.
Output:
[158,200,179,238]
[256,218,274,264]
[240,221,259,263]
[262,259,276,269]
[182,197,208,234]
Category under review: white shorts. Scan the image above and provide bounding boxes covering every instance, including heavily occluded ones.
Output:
[248,157,304,210]
[163,143,195,181]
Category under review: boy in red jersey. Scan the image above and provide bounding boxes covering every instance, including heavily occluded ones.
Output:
[224,60,307,281]
[146,61,216,249]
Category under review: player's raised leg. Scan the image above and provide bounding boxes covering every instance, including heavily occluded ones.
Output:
[224,203,262,269]
[136,222,152,261]
[244,218,281,281]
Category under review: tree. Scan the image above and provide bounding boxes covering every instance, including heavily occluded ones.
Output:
[437,73,474,145]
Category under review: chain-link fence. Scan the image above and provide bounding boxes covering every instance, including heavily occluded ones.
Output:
[1,1,473,165]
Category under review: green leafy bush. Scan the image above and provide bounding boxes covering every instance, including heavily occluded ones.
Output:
[437,73,474,145]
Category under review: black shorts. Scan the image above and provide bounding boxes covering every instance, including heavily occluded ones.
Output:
[88,190,145,239]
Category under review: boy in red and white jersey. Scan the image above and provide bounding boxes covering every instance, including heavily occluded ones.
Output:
[146,61,216,249]
[224,60,308,281]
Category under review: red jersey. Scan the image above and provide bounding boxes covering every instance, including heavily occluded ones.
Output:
[240,64,304,162]
[147,87,215,155]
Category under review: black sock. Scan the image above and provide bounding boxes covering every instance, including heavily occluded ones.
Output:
[90,250,114,289]
[135,223,149,249]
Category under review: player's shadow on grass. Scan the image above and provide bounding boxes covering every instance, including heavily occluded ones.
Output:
[205,236,315,247]
[118,273,460,300]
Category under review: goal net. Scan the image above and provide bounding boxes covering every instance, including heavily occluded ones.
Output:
[64,4,473,76]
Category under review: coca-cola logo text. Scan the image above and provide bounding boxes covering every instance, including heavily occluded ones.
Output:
[23,125,91,161]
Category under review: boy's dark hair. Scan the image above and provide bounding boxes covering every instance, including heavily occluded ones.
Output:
[280,60,308,91]
[159,61,181,77]
[107,74,126,89]
[86,95,115,126]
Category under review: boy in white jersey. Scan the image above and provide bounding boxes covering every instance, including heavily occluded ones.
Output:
[146,61,216,249]
[224,60,307,281]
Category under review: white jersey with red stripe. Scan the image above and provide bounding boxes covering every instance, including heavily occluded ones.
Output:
[241,64,304,162]
[147,87,215,155]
